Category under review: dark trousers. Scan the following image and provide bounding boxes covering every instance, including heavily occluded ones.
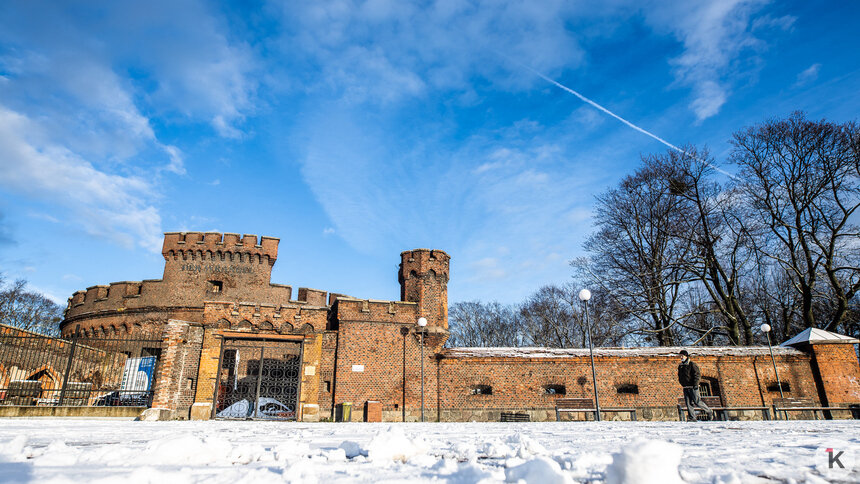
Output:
[683,387,712,421]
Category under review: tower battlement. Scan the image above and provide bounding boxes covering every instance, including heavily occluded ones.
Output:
[399,249,450,329]
[162,232,279,266]
[399,249,450,281]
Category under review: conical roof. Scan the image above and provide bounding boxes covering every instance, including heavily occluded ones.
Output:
[781,327,859,347]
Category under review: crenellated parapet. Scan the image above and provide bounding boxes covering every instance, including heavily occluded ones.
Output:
[66,280,162,315]
[162,232,279,267]
[399,249,450,283]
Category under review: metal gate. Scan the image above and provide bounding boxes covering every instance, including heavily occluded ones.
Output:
[213,337,302,420]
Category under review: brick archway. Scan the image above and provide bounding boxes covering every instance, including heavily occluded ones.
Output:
[26,364,62,399]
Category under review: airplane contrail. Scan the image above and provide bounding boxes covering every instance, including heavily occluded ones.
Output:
[515,62,737,179]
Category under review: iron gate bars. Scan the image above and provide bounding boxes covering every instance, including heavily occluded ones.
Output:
[213,337,303,420]
[0,325,164,407]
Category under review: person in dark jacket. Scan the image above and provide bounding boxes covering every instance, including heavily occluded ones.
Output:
[678,350,714,421]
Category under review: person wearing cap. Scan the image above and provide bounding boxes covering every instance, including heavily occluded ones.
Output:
[678,350,714,421]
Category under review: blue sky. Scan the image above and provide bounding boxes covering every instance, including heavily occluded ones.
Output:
[0,0,858,307]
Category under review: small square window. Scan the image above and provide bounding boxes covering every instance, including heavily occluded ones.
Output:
[544,385,566,395]
[209,280,223,293]
[470,385,492,395]
[767,382,790,392]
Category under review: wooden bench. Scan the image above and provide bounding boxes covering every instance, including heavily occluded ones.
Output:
[772,398,859,420]
[677,397,771,421]
[555,398,637,421]
[500,412,530,422]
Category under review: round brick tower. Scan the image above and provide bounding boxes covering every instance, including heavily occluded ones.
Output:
[398,249,450,330]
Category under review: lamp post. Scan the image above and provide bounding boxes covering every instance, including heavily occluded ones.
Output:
[579,289,601,422]
[760,323,785,418]
[418,317,427,423]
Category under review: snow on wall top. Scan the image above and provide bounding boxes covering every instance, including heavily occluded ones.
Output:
[442,345,806,359]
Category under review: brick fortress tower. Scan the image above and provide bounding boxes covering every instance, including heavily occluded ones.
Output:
[399,249,450,347]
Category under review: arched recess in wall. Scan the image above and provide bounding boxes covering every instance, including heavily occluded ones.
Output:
[234,320,253,332]
[299,323,314,334]
[699,376,722,403]
[26,365,61,397]
[279,323,294,334]
[427,269,437,280]
[213,319,230,329]
[258,321,274,332]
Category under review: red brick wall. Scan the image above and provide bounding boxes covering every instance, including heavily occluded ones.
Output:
[332,320,437,421]
[809,343,860,405]
[433,352,821,421]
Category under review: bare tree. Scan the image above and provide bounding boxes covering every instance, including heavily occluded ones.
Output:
[578,162,698,346]
[730,113,860,333]
[519,283,628,348]
[653,148,758,344]
[446,301,522,347]
[0,275,63,335]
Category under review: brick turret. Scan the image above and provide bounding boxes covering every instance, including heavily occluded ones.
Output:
[399,249,450,330]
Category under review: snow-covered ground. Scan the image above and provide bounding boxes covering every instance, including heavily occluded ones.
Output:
[0,419,857,483]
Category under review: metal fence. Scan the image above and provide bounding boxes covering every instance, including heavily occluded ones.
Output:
[0,326,164,408]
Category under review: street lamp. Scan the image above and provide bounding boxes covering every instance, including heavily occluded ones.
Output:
[760,323,785,418]
[417,317,427,423]
[579,289,601,422]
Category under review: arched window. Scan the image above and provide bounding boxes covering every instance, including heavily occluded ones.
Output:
[699,376,721,398]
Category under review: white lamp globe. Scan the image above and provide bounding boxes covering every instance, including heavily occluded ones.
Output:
[578,289,592,301]
[417,317,428,327]
[760,323,771,333]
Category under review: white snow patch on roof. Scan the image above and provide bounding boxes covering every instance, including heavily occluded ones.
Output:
[781,328,860,347]
[442,345,805,359]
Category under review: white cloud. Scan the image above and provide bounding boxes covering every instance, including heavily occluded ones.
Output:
[794,63,821,87]
[640,0,775,121]
[0,106,162,251]
[273,0,586,103]
[0,0,260,251]
[323,227,336,236]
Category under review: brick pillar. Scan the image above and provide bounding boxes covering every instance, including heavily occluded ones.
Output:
[808,343,860,406]
[150,319,204,418]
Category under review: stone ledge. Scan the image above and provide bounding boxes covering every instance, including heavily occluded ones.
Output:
[0,406,146,419]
